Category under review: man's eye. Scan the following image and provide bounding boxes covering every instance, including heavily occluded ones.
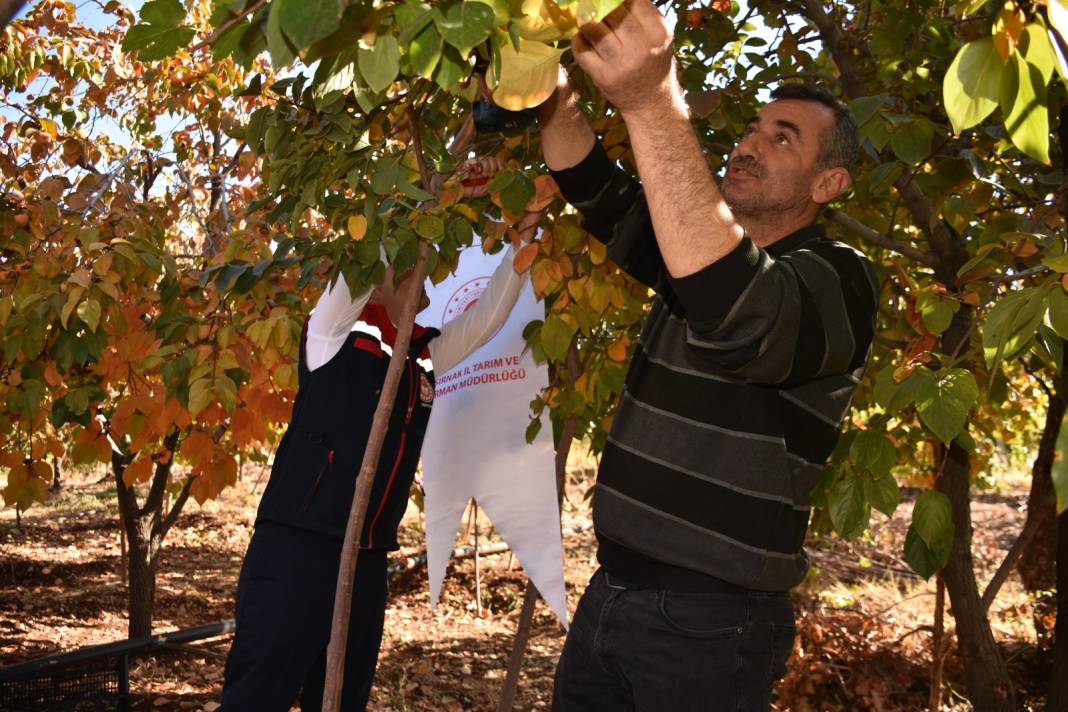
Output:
[776,133,789,144]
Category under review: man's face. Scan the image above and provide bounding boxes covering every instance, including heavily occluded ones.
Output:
[719,98,837,218]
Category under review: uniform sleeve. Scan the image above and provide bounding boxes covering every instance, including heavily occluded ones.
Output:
[551,142,666,292]
[428,246,525,375]
[304,273,374,372]
[667,238,878,384]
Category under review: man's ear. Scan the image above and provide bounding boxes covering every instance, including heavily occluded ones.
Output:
[811,167,851,205]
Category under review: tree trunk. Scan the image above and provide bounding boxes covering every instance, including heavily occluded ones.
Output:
[0,0,28,32]
[1016,387,1060,646]
[125,517,156,638]
[1050,508,1068,710]
[112,436,187,639]
[937,440,1016,710]
[50,455,61,493]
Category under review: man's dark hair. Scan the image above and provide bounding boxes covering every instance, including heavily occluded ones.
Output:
[769,83,859,174]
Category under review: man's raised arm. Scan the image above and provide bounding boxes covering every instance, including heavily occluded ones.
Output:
[571,0,743,278]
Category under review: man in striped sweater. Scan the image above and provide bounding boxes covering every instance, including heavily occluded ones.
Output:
[537,1,878,710]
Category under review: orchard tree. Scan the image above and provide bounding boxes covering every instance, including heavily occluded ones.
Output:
[1,0,1063,706]
[0,0,316,636]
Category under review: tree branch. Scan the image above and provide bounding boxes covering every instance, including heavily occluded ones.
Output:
[826,208,935,265]
[158,476,193,540]
[0,0,28,32]
[190,0,267,53]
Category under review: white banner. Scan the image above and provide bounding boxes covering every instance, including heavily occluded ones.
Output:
[418,246,568,627]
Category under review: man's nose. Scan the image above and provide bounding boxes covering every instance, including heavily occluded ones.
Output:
[734,134,761,159]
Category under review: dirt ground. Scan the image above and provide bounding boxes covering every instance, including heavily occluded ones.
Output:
[0,458,1053,711]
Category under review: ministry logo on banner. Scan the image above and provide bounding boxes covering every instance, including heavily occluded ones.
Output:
[418,245,567,627]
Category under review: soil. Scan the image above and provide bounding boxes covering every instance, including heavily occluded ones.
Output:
[0,465,1053,711]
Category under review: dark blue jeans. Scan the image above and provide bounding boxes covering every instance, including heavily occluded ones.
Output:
[220,522,388,712]
[552,568,795,712]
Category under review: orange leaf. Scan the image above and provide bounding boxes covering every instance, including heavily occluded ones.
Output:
[347,215,368,241]
[992,4,1024,61]
[180,430,214,466]
[514,243,538,273]
[43,362,62,387]
[527,175,559,211]
[122,456,153,488]
[607,337,630,362]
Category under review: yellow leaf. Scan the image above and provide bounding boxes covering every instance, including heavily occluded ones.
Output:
[490,37,565,111]
[347,214,368,241]
[588,238,607,265]
[188,377,213,418]
[516,0,577,41]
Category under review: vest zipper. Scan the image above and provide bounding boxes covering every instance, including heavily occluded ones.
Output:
[366,357,419,547]
[302,448,334,510]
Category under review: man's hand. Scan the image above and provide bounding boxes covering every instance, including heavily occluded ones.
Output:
[513,208,545,245]
[572,0,680,118]
[458,156,507,198]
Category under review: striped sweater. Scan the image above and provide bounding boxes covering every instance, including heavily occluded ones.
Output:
[552,144,878,592]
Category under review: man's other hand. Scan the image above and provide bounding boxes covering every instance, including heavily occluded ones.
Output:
[514,208,545,245]
[572,0,678,117]
[458,156,507,198]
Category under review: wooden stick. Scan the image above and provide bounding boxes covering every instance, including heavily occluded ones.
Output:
[322,243,430,712]
[497,339,582,711]
[474,499,482,616]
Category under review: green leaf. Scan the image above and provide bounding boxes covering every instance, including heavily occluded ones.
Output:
[1053,411,1068,514]
[912,490,954,551]
[914,369,979,444]
[850,429,897,478]
[540,316,576,362]
[266,1,297,67]
[1021,23,1057,84]
[414,214,444,240]
[122,24,196,61]
[848,94,889,126]
[410,22,444,79]
[943,37,1005,133]
[499,171,535,213]
[904,525,946,579]
[397,1,434,44]
[434,44,467,91]
[276,0,342,52]
[76,298,102,332]
[358,35,401,94]
[435,2,495,58]
[982,285,1051,368]
[863,472,900,517]
[141,0,185,25]
[1049,287,1068,341]
[1000,52,1050,164]
[890,119,934,165]
[915,290,957,335]
[828,476,870,539]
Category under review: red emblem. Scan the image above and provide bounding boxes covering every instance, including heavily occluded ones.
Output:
[419,372,434,405]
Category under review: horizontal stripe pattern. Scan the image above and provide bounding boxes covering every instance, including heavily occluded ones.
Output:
[550,145,876,592]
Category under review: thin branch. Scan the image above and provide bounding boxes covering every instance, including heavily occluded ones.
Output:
[826,208,936,266]
[189,0,267,53]
[158,476,194,540]
[990,264,1050,284]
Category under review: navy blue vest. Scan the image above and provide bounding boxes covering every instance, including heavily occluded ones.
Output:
[255,304,440,549]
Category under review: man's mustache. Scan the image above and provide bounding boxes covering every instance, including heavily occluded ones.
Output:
[728,156,764,178]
